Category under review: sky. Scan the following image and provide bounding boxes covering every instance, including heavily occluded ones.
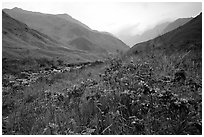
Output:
[2,0,202,46]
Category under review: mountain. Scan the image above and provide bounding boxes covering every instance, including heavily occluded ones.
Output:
[117,22,170,47]
[162,17,193,34]
[134,17,194,46]
[3,7,129,53]
[133,22,170,45]
[127,13,202,55]
[56,13,91,30]
[68,37,107,53]
[117,17,193,47]
[2,11,106,63]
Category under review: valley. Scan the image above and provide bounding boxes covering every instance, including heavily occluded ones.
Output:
[2,6,202,135]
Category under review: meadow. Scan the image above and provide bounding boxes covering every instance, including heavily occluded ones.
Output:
[2,43,202,134]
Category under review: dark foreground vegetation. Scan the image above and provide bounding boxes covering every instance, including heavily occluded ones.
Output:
[2,41,202,134]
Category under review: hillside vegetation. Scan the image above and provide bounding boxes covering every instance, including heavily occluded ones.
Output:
[4,7,129,53]
[2,11,108,63]
[2,10,202,135]
[128,13,201,54]
[2,39,202,134]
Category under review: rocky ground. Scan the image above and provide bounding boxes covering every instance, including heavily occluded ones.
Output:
[2,60,103,91]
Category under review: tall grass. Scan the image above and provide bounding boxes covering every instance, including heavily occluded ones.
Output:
[2,43,202,134]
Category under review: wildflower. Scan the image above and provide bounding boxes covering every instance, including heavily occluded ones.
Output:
[131,121,136,124]
[174,100,181,105]
[172,93,178,97]
[122,90,130,94]
[49,123,58,128]
[44,90,50,93]
[158,93,163,97]
[138,80,145,86]
[180,98,188,103]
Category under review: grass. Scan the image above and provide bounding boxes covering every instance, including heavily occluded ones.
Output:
[2,42,202,134]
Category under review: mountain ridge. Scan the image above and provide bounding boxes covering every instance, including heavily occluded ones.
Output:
[162,17,193,34]
[2,11,106,63]
[3,7,129,53]
[117,16,194,47]
[127,12,202,55]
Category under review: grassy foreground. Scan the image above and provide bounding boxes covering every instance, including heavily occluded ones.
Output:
[2,46,202,134]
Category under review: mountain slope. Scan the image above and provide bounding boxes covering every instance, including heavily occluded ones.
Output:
[117,17,193,47]
[56,13,92,30]
[3,7,129,53]
[127,13,202,55]
[68,37,107,53]
[2,11,105,63]
[162,17,193,34]
[116,22,170,47]
[133,22,170,45]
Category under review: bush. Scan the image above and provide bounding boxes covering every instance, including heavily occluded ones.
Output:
[2,47,202,135]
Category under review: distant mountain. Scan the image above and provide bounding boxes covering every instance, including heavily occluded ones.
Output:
[2,11,106,63]
[3,7,129,53]
[162,17,193,34]
[133,22,170,45]
[134,18,193,46]
[127,13,202,55]
[117,17,193,47]
[117,22,170,47]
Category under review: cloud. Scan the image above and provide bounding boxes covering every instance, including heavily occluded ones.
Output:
[115,23,140,36]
